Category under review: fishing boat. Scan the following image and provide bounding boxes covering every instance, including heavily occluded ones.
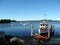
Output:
[38,21,54,37]
[31,21,54,45]
[33,14,54,43]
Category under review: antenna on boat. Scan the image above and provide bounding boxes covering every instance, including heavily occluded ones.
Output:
[45,13,46,20]
[43,13,47,23]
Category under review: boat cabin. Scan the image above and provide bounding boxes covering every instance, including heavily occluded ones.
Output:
[38,23,50,34]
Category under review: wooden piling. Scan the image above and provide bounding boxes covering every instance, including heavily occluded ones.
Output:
[48,25,50,38]
[31,24,34,36]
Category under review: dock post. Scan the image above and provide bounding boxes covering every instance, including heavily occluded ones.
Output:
[48,25,50,38]
[31,24,34,36]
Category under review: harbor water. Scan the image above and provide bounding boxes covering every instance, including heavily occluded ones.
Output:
[0,21,60,37]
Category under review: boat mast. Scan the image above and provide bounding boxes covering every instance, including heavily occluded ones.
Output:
[45,13,46,20]
[43,13,47,23]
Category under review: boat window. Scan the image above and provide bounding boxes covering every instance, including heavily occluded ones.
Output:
[40,24,45,26]
[40,24,48,26]
[40,24,47,26]
[41,24,42,26]
[43,24,44,26]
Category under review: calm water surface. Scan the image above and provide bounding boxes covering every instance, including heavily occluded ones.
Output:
[0,21,60,36]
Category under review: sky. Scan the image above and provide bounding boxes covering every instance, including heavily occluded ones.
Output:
[0,0,60,21]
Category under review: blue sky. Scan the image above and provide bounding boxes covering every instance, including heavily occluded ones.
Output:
[0,0,60,20]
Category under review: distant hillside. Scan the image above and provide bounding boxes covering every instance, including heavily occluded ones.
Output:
[19,19,60,22]
[0,19,17,23]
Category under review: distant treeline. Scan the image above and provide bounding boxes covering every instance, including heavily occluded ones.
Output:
[0,19,16,23]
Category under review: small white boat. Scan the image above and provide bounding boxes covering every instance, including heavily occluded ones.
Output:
[20,22,22,24]
[32,14,54,42]
[38,23,50,34]
[23,23,26,26]
[38,21,54,37]
[38,14,53,35]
